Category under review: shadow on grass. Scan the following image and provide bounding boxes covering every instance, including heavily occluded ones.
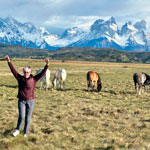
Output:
[57,88,101,93]
[41,128,54,134]
[3,128,14,137]
[38,87,136,95]
[37,87,136,96]
[0,84,17,89]
[103,90,117,95]
[66,88,100,93]
[83,89,100,93]
[51,88,81,92]
[103,90,135,95]
[142,119,150,122]
[119,91,135,95]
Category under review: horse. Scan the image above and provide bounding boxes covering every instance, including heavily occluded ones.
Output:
[52,68,67,90]
[36,68,51,90]
[133,72,150,95]
[87,71,102,92]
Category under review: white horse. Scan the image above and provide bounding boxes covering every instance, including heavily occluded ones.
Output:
[36,68,51,90]
[52,69,67,90]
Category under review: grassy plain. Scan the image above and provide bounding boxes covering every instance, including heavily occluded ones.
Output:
[1,59,150,150]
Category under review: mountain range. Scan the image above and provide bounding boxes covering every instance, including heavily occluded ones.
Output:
[0,16,150,52]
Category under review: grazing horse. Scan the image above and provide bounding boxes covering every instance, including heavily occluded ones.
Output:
[87,71,102,92]
[36,68,51,90]
[133,72,150,95]
[52,68,67,90]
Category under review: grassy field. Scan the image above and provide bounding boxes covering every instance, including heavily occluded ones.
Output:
[1,59,150,150]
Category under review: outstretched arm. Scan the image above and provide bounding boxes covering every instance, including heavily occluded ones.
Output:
[5,55,20,79]
[34,57,49,81]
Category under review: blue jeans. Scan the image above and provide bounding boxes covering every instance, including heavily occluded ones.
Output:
[16,99,34,134]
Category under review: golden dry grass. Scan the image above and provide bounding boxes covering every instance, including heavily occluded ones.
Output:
[1,59,150,150]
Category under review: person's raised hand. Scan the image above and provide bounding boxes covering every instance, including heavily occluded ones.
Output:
[5,55,10,62]
[45,57,49,66]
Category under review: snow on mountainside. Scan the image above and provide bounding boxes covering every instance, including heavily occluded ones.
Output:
[44,27,89,47]
[69,17,150,51]
[0,17,43,46]
[0,16,150,51]
[0,17,57,49]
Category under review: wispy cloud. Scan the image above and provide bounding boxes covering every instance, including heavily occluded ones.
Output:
[0,0,150,33]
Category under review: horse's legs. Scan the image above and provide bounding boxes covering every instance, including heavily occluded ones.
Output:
[45,80,49,90]
[134,82,137,94]
[63,81,65,90]
[87,80,90,91]
[90,81,94,91]
[59,80,61,90]
[54,79,57,89]
[40,80,42,89]
[46,79,50,90]
[56,80,59,89]
[144,85,146,93]
[44,79,46,90]
[92,84,95,92]
[92,81,96,91]
[138,84,142,95]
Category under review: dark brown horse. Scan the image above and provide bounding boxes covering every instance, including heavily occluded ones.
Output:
[87,71,102,92]
[133,72,150,95]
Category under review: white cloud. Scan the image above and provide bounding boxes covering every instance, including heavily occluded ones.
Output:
[1,0,150,33]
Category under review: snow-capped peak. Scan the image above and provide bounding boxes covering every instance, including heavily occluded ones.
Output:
[106,16,116,24]
[134,20,148,30]
[0,16,150,51]
[121,21,137,35]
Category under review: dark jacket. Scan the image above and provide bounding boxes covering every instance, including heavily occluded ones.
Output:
[8,62,48,100]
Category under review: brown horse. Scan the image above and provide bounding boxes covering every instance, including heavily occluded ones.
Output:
[87,71,102,92]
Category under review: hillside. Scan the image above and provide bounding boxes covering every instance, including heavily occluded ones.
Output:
[49,47,150,63]
[0,44,49,59]
[1,44,150,63]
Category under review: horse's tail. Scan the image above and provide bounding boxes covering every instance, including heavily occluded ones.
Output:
[87,72,91,88]
[97,73,102,92]
[87,72,90,81]
[133,73,137,85]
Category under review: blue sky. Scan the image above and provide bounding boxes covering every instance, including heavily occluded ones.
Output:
[1,0,150,33]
